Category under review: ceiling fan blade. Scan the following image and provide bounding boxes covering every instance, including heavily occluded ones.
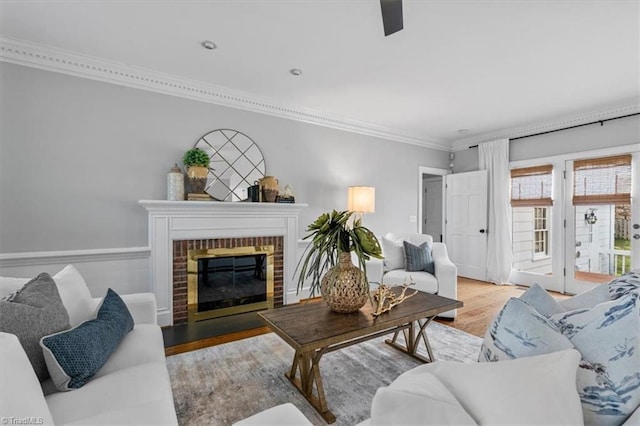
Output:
[380,0,403,36]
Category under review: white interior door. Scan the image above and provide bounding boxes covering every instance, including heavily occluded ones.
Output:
[564,151,639,294]
[446,170,488,281]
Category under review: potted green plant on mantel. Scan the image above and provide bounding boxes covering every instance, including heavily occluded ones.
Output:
[182,148,210,194]
[296,210,383,313]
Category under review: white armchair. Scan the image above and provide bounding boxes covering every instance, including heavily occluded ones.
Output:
[364,233,458,319]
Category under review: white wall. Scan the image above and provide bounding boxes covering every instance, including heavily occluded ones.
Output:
[0,63,449,293]
[0,62,450,253]
[512,207,553,275]
[452,116,640,172]
[574,205,614,274]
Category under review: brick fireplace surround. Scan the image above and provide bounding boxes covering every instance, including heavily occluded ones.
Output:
[139,200,306,326]
[172,236,284,324]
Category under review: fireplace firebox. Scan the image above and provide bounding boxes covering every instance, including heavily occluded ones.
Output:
[187,245,274,322]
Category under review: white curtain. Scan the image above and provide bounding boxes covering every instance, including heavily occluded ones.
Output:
[479,139,513,284]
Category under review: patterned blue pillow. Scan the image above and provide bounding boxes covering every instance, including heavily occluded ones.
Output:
[403,241,435,274]
[608,271,640,300]
[550,292,640,426]
[478,297,573,362]
[40,288,134,391]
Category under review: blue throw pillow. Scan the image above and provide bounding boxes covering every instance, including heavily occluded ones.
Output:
[550,292,640,426]
[40,288,134,391]
[519,283,566,318]
[478,297,573,363]
[403,241,435,274]
[608,271,640,300]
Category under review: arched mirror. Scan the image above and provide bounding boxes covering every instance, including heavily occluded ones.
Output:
[194,129,266,201]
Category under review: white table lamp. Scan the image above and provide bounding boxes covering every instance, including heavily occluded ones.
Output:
[348,186,375,219]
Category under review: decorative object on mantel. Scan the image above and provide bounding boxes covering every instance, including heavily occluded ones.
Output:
[277,184,295,203]
[187,193,213,201]
[183,148,210,196]
[247,182,261,202]
[371,279,418,317]
[193,129,266,202]
[166,164,185,201]
[259,176,279,202]
[296,210,383,313]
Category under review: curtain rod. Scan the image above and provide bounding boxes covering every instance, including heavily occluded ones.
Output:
[468,112,640,149]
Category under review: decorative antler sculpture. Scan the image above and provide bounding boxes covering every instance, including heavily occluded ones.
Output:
[371,277,418,317]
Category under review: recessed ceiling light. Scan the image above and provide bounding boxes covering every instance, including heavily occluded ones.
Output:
[201,40,217,50]
[289,68,302,76]
[457,129,470,134]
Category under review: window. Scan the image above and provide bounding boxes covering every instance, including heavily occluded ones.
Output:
[511,165,553,272]
[511,165,553,207]
[573,154,631,205]
[533,207,549,258]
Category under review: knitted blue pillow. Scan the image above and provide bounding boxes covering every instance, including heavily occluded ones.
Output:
[40,288,134,391]
[403,241,435,274]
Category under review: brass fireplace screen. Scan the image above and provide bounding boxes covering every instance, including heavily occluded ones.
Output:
[187,245,274,322]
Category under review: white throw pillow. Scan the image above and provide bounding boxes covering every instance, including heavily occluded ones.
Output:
[0,332,55,424]
[53,265,95,327]
[393,349,584,425]
[381,236,404,272]
[0,276,30,299]
[371,371,476,425]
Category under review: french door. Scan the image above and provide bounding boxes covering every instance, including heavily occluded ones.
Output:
[564,151,639,294]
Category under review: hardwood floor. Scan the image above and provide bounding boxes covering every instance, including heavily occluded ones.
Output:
[435,277,570,337]
[164,277,569,356]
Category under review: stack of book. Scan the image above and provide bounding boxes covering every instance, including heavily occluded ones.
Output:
[187,193,213,201]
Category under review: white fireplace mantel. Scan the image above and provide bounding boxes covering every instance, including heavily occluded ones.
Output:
[139,200,307,326]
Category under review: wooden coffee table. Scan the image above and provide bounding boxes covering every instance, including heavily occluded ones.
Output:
[257,290,462,423]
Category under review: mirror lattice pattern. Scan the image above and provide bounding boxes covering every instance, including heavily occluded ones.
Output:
[195,129,266,201]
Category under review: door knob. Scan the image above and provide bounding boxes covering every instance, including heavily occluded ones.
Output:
[634,224,640,229]
[634,234,640,240]
[479,229,486,233]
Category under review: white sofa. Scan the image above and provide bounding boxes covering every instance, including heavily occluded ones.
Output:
[361,275,640,426]
[0,266,178,425]
[364,232,458,319]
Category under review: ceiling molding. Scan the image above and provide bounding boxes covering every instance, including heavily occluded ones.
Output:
[451,103,640,151]
[0,37,449,152]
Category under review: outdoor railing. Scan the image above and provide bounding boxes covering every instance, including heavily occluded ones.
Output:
[612,249,632,275]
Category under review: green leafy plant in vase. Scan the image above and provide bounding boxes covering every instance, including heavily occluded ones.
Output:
[182,148,210,194]
[296,210,383,313]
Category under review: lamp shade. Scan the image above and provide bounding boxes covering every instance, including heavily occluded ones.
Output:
[348,186,375,214]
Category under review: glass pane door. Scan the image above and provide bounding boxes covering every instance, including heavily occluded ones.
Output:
[565,152,639,294]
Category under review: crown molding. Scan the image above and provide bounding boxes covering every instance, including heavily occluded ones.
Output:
[0,37,449,152]
[450,103,640,151]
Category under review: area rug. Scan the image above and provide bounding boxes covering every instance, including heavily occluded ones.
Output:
[166,321,482,426]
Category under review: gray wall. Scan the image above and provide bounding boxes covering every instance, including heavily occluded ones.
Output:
[452,116,640,172]
[0,62,449,253]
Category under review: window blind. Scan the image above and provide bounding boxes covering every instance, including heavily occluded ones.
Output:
[511,165,553,207]
[573,154,632,205]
